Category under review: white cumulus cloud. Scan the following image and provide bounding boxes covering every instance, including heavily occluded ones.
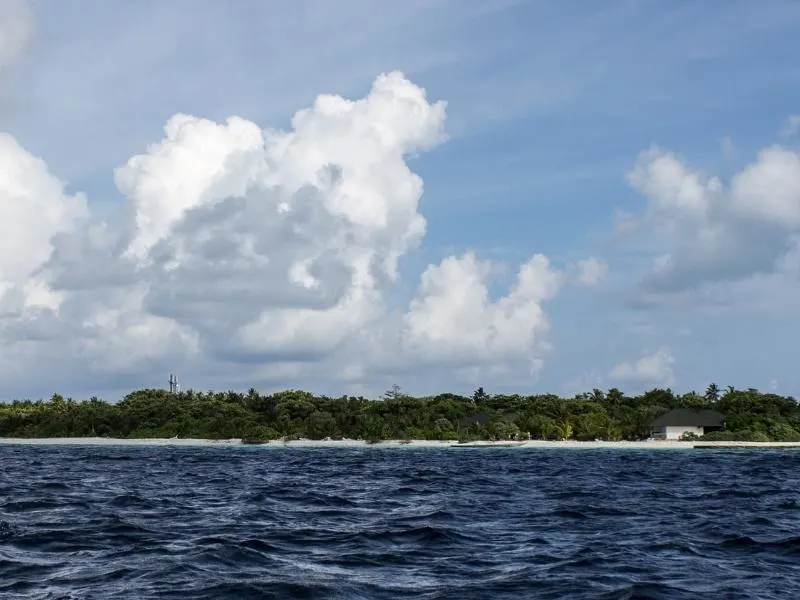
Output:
[609,348,675,386]
[0,134,89,309]
[402,252,562,369]
[623,137,800,298]
[730,146,800,228]
[0,69,588,396]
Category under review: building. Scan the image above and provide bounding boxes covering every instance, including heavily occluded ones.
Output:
[649,408,725,440]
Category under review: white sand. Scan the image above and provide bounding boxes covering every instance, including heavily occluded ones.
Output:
[2,437,798,449]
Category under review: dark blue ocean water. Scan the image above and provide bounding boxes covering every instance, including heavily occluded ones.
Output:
[1,446,800,599]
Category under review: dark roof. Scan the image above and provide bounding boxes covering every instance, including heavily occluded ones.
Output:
[650,408,725,427]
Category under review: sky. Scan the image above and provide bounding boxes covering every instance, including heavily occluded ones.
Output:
[1,0,799,401]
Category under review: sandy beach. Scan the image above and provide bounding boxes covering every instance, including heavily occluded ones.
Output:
[2,437,800,449]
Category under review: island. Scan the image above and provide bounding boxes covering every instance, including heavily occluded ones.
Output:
[1,384,798,446]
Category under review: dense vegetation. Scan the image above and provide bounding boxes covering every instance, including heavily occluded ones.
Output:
[1,383,799,443]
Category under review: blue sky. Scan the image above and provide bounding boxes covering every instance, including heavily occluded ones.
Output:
[1,0,800,400]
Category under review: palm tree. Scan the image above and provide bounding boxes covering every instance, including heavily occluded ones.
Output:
[555,419,573,440]
[705,383,720,404]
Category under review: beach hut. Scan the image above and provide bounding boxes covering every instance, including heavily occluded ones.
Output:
[649,408,725,440]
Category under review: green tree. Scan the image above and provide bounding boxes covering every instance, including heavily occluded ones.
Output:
[0,382,796,444]
[555,420,573,440]
[383,384,403,401]
[472,387,489,404]
[705,383,720,404]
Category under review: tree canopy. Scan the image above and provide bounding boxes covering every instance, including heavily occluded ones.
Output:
[0,384,798,443]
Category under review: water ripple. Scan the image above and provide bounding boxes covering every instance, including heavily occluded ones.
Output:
[1,446,799,598]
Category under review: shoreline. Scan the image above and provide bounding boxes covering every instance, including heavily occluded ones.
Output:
[1,437,800,449]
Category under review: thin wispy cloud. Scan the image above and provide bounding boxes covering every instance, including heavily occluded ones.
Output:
[782,115,800,137]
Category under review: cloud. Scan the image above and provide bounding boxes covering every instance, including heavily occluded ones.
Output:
[721,136,734,160]
[118,72,446,363]
[0,134,193,387]
[730,147,800,227]
[781,115,800,137]
[573,257,608,286]
[609,348,675,386]
[5,1,520,183]
[622,138,800,300]
[0,0,33,74]
[0,133,88,310]
[0,70,588,396]
[402,252,561,370]
[627,146,720,219]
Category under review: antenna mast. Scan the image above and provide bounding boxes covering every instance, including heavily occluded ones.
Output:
[168,373,179,394]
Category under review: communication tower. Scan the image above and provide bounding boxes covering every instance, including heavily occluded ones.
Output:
[168,373,180,394]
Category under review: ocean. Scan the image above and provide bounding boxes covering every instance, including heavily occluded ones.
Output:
[1,445,799,599]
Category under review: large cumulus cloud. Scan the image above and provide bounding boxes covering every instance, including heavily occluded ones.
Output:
[0,69,588,395]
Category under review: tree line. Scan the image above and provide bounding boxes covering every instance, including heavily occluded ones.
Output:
[0,384,798,443]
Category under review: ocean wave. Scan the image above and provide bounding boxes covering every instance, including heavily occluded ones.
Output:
[0,446,797,598]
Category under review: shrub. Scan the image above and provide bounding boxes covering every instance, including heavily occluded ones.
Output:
[742,430,771,443]
[701,430,771,442]
[701,431,739,442]
[770,423,800,442]
[241,426,277,444]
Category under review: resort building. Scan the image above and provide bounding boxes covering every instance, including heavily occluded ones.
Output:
[649,408,725,440]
